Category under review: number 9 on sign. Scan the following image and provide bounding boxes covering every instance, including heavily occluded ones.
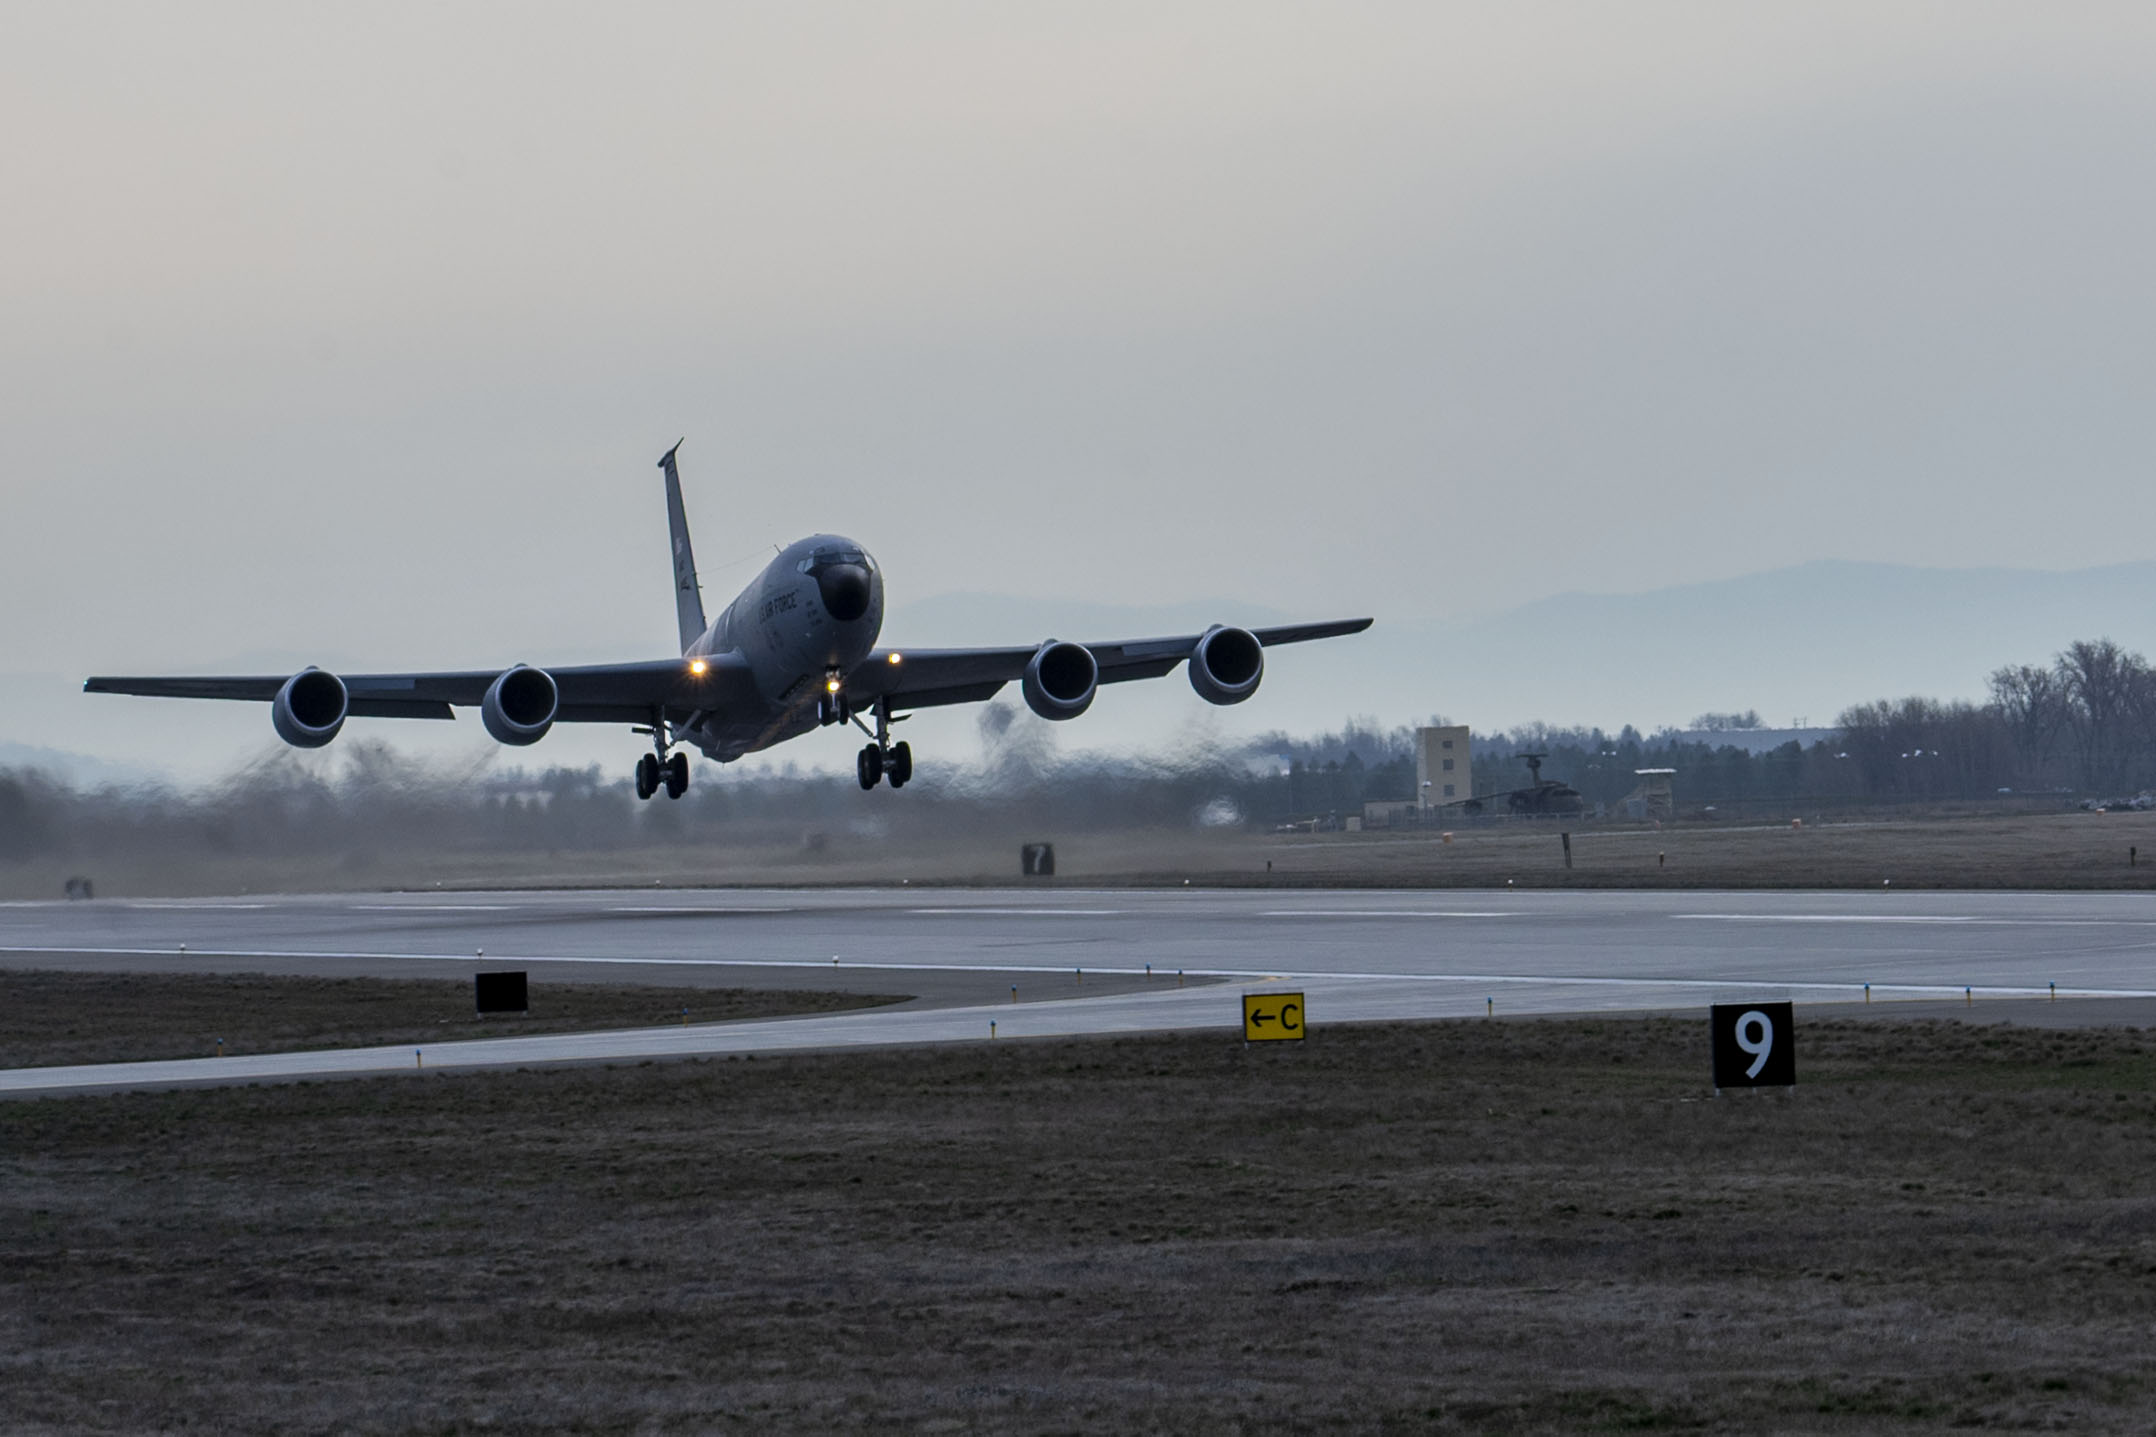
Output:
[1735,1010,1773,1079]
[1710,1001,1795,1089]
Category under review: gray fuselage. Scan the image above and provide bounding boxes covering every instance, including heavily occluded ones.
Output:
[680,534,883,761]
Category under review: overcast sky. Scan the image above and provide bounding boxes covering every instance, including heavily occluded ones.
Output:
[4,4,2154,777]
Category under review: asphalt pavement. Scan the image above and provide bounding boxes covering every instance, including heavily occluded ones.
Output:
[4,886,2154,1095]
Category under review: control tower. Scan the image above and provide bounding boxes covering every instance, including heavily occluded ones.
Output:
[1416,726,1470,812]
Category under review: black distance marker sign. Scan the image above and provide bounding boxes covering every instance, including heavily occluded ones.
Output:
[1710,1001,1794,1089]
[475,970,529,1016]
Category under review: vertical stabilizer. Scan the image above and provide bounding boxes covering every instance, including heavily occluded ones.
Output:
[657,440,708,653]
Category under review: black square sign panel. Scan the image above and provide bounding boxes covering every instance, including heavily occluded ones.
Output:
[475,970,529,1016]
[1710,1001,1795,1088]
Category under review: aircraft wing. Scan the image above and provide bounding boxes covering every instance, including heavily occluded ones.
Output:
[848,617,1373,711]
[84,655,758,724]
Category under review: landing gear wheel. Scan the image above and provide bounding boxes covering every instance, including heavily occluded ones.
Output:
[886,741,912,788]
[664,750,689,800]
[857,743,884,790]
[635,752,660,801]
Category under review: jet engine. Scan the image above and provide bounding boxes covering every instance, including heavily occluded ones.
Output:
[1021,640,1098,721]
[271,668,348,748]
[481,665,559,745]
[1188,625,1264,706]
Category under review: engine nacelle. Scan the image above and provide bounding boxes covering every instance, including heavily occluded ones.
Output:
[1188,625,1264,706]
[481,664,559,746]
[1021,640,1098,721]
[271,668,348,748]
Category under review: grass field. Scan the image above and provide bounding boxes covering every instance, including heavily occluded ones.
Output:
[0,971,905,1069]
[6,806,2155,898]
[8,988,2156,1432]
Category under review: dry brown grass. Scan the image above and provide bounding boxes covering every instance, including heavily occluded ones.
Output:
[7,1005,2156,1432]
[1227,807,2156,890]
[7,806,2155,897]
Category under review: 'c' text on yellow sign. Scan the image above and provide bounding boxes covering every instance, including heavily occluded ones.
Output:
[1243,991,1306,1042]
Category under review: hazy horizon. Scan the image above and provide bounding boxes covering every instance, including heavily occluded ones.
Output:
[10,555,2155,786]
[5,6,2153,782]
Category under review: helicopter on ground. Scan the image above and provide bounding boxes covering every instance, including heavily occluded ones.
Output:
[1444,752,1586,818]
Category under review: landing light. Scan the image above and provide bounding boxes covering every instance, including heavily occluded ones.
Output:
[826,678,841,694]
[688,659,708,676]
[888,652,902,664]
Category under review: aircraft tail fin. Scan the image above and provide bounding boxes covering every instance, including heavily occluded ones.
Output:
[657,439,708,654]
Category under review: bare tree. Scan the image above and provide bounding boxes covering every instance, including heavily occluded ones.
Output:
[1987,662,2068,787]
[2128,662,2156,789]
[2056,639,2148,791]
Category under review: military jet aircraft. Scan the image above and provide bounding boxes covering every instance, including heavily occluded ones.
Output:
[87,443,1373,798]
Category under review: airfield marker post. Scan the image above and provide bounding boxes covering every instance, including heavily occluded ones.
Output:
[680,1007,688,1026]
[2051,982,2057,1001]
[1177,970,1184,987]
[1965,986,1972,1006]
[1864,983,1870,1004]
[1486,997,1493,1018]
[1561,832,1572,869]
[415,1049,423,1070]
[215,1037,223,1058]
[990,1021,996,1040]
[1011,986,1017,1003]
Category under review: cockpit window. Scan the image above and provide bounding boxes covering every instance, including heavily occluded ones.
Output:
[799,547,870,574]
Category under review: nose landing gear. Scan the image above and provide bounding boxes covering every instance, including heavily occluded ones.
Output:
[851,698,912,791]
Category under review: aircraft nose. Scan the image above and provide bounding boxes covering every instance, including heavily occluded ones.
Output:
[818,563,872,622]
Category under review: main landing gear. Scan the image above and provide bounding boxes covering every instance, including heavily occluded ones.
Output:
[851,698,911,791]
[856,740,911,790]
[636,751,688,801]
[633,717,689,801]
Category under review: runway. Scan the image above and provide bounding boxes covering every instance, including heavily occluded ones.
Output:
[5,886,2156,1095]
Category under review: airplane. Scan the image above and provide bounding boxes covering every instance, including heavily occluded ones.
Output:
[87,443,1373,799]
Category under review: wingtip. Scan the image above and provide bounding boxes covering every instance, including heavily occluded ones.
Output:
[657,437,686,470]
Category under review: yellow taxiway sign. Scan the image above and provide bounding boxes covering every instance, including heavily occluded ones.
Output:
[1242,991,1306,1042]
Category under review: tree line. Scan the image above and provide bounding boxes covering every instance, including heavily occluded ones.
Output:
[1259,637,2156,815]
[2,637,2152,865]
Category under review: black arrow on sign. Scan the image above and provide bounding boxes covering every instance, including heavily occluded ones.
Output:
[1250,1008,1274,1027]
